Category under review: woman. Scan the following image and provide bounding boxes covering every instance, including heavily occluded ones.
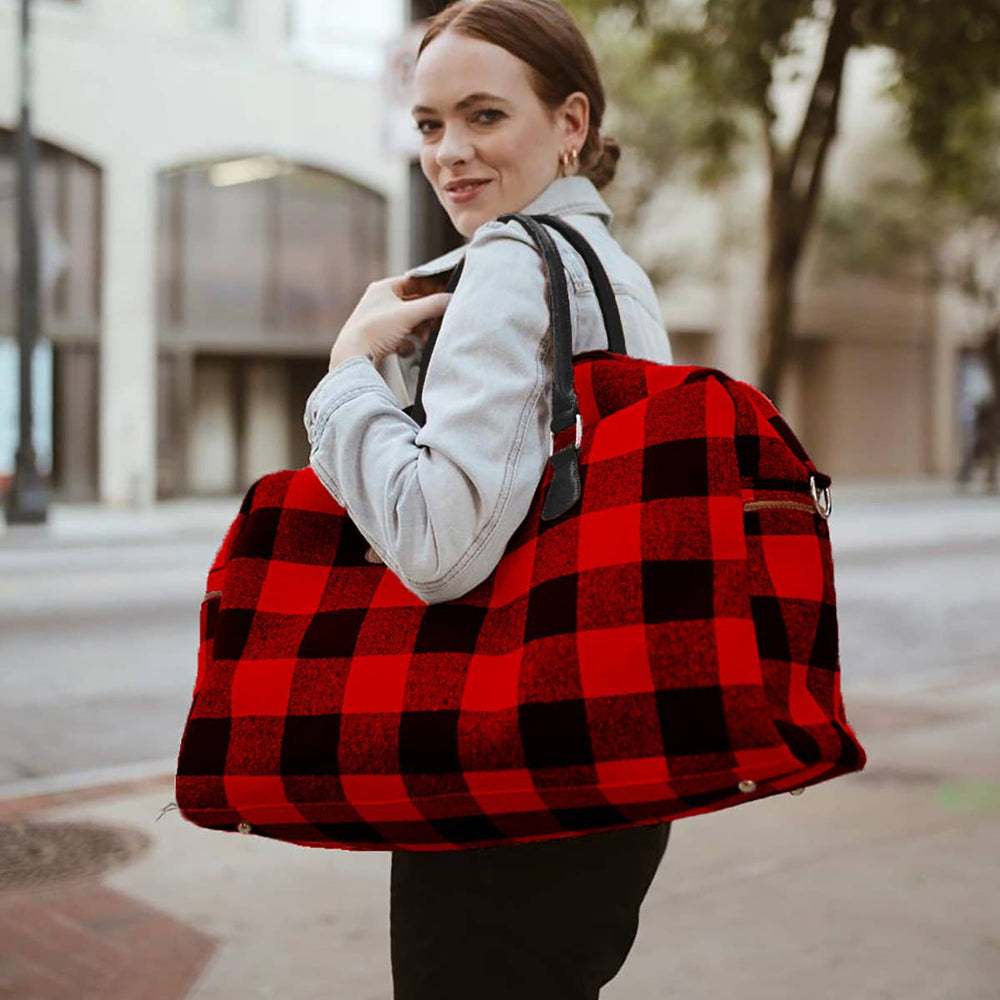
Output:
[304,1,674,996]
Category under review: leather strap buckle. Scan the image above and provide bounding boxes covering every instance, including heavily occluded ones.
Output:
[549,413,583,457]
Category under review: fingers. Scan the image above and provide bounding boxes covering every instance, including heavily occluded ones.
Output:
[394,314,441,360]
[413,316,440,345]
[401,291,452,328]
[420,324,437,347]
[350,277,450,363]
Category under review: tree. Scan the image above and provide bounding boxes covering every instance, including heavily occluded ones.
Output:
[564,0,1000,403]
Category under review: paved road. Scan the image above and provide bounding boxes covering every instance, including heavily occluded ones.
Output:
[1,526,998,787]
[0,540,210,785]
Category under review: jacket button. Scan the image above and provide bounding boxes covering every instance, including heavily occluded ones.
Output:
[789,787,805,796]
[237,821,252,834]
[737,780,757,794]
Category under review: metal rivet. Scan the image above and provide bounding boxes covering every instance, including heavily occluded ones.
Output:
[738,779,757,794]
[789,787,805,796]
[237,821,252,834]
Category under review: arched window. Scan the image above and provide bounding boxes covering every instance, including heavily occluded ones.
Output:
[0,131,101,342]
[155,157,388,497]
[157,157,386,347]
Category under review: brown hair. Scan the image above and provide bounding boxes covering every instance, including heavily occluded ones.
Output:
[416,0,621,189]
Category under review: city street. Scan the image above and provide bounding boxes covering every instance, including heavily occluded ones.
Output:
[0,538,209,786]
[0,486,997,789]
[0,484,997,999]
[3,1,999,994]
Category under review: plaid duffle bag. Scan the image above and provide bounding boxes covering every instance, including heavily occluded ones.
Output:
[175,213,866,852]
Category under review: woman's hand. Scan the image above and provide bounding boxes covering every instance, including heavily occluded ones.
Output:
[328,274,453,372]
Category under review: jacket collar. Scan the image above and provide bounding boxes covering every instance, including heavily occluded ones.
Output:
[405,175,613,278]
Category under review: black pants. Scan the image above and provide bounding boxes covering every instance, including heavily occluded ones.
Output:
[390,821,671,999]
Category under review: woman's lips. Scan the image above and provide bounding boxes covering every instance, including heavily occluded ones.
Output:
[445,180,491,204]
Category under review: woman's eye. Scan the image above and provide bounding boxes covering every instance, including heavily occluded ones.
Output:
[413,109,503,136]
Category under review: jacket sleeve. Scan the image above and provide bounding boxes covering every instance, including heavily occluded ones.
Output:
[304,219,553,604]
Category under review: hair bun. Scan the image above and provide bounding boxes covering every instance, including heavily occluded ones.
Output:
[586,135,621,190]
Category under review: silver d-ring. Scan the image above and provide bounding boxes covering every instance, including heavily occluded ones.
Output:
[809,475,832,519]
[549,413,583,457]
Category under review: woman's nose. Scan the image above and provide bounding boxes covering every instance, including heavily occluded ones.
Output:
[435,127,474,169]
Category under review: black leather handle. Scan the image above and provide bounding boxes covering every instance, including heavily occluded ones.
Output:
[406,260,465,427]
[499,214,581,519]
[528,214,627,355]
[408,215,625,423]
[404,214,625,519]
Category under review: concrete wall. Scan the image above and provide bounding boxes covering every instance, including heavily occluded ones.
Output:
[0,0,409,504]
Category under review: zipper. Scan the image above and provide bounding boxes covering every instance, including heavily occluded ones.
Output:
[743,500,817,513]
[203,590,223,600]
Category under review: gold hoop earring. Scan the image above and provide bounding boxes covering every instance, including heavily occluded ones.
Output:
[559,148,579,175]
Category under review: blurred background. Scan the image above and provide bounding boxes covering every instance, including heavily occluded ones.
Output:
[0,3,997,999]
[1,0,999,507]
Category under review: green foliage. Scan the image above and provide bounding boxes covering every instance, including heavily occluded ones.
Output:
[860,0,1000,183]
[564,0,1000,396]
[819,176,939,282]
[567,0,825,182]
[818,106,1000,304]
[566,0,1000,206]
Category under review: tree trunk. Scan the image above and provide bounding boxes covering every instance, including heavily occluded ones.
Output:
[758,205,799,403]
[755,0,859,404]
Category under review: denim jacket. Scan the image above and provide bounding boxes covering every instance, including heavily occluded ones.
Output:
[304,175,673,604]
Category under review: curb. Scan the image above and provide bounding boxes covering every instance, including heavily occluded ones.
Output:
[0,759,176,820]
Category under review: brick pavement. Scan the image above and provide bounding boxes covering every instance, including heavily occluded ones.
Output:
[0,681,996,999]
[0,880,216,1000]
[0,777,217,1000]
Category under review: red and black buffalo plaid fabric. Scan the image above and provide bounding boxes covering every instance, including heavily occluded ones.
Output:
[175,355,867,852]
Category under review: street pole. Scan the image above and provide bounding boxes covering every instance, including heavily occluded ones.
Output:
[5,0,49,525]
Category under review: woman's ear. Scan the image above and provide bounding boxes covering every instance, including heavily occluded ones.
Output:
[559,91,590,148]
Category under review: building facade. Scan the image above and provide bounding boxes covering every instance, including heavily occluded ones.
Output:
[0,0,984,507]
[0,0,412,504]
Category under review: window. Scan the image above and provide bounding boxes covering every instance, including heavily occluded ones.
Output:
[0,131,102,340]
[287,0,397,79]
[157,157,387,346]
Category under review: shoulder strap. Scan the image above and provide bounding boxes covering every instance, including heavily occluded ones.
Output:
[407,215,626,426]
[528,214,626,355]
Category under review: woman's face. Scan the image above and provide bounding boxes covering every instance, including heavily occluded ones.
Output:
[412,30,589,238]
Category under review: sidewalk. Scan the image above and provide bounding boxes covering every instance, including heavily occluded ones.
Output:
[1,477,998,552]
[1,674,997,1000]
[1,478,998,998]
[0,496,240,548]
[825,477,1000,554]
